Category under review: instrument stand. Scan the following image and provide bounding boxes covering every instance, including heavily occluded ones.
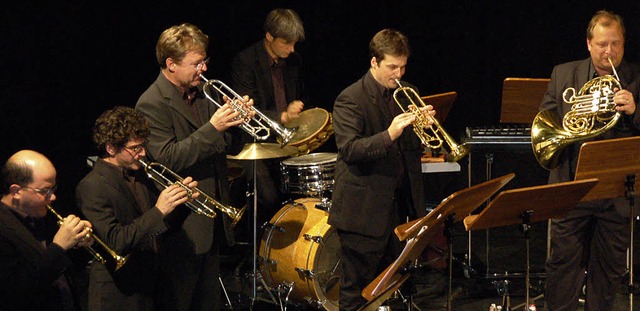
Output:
[573,136,640,311]
[463,179,598,310]
[443,213,455,311]
[361,174,516,310]
[626,175,636,310]
[227,142,298,310]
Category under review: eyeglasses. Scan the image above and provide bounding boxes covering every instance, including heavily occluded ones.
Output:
[123,141,147,156]
[21,184,57,198]
[195,57,210,71]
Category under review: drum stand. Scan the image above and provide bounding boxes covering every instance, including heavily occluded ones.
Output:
[227,142,298,310]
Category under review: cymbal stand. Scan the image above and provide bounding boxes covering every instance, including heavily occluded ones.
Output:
[250,156,258,309]
[626,175,636,311]
[444,214,455,311]
[521,210,533,309]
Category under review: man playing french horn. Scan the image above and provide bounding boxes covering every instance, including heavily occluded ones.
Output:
[539,10,640,311]
[76,106,198,311]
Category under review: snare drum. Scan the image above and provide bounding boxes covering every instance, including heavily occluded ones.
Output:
[280,153,337,196]
[260,197,341,310]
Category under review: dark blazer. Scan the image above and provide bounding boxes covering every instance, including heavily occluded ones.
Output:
[328,71,426,237]
[76,159,168,310]
[230,40,307,123]
[136,72,243,250]
[0,202,73,311]
[540,57,640,214]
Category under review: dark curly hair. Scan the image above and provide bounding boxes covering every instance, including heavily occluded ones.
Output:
[93,106,150,157]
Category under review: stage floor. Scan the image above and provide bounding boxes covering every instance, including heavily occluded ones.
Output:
[219,240,639,311]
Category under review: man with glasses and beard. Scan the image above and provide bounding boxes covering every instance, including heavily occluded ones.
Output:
[76,106,198,311]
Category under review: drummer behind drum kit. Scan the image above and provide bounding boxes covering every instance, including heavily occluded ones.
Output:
[226,103,340,309]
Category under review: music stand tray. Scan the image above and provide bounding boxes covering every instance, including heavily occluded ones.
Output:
[574,136,640,202]
[499,77,550,124]
[363,173,515,302]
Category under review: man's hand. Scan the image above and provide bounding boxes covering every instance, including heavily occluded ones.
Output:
[387,112,416,141]
[281,100,304,123]
[613,89,636,115]
[155,176,199,216]
[209,103,243,131]
[52,215,94,250]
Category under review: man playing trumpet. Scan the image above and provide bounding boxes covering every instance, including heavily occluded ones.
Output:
[135,23,252,310]
[329,29,435,310]
[76,106,198,311]
[0,150,94,311]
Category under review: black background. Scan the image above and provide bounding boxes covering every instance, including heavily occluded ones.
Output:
[2,1,640,213]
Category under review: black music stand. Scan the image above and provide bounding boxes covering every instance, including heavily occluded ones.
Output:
[362,173,515,311]
[463,178,599,310]
[574,136,640,310]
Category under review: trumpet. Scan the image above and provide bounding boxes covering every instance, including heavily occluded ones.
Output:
[199,75,297,147]
[138,159,246,228]
[47,205,128,271]
[393,79,469,162]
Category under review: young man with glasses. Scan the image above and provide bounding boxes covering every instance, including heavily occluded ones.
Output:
[0,149,94,311]
[135,23,253,310]
[76,106,198,311]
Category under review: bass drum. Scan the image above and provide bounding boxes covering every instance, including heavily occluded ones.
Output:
[260,197,341,310]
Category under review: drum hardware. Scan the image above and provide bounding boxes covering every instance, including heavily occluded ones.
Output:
[200,75,297,146]
[303,233,324,243]
[315,197,332,212]
[227,142,300,308]
[275,282,295,309]
[305,296,328,309]
[261,222,286,233]
[295,267,315,278]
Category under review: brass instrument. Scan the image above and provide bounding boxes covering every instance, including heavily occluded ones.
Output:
[199,75,297,147]
[138,159,246,227]
[47,205,128,271]
[531,58,622,169]
[393,79,469,162]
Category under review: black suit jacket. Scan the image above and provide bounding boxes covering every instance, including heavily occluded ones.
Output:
[76,158,168,308]
[540,57,640,214]
[136,72,244,251]
[328,71,426,237]
[0,202,73,311]
[230,40,307,123]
